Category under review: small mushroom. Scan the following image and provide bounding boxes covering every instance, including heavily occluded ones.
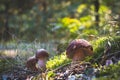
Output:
[26,56,38,71]
[35,49,49,71]
[66,39,93,62]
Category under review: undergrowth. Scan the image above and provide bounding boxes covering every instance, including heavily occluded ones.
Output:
[46,36,120,71]
[97,61,120,80]
[0,41,57,73]
[46,52,71,70]
[85,36,120,62]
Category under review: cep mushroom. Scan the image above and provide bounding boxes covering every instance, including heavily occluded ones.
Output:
[26,56,38,71]
[66,39,93,62]
[35,49,49,71]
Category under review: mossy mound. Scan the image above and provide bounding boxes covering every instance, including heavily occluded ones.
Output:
[88,36,120,62]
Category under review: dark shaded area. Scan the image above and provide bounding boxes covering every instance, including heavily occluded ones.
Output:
[93,0,100,28]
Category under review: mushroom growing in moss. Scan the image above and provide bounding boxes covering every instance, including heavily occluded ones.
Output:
[66,39,93,62]
[26,56,38,71]
[35,49,49,71]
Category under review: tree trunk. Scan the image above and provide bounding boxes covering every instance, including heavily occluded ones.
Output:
[3,3,10,41]
[93,0,100,28]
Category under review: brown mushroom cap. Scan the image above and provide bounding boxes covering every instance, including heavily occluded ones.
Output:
[26,56,38,71]
[35,49,49,59]
[66,39,93,60]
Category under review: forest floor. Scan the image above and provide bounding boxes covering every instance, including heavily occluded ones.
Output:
[0,61,96,80]
[0,50,120,80]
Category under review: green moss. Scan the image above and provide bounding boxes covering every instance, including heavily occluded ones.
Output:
[46,52,71,70]
[89,36,120,79]
[90,36,120,61]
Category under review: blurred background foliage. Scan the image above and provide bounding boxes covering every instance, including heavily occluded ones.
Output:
[0,0,119,43]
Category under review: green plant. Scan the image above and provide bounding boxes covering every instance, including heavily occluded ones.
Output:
[0,57,17,73]
[89,36,120,62]
[97,61,120,80]
[46,52,71,70]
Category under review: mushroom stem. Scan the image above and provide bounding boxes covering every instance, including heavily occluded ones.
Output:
[37,59,47,71]
[72,49,85,62]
